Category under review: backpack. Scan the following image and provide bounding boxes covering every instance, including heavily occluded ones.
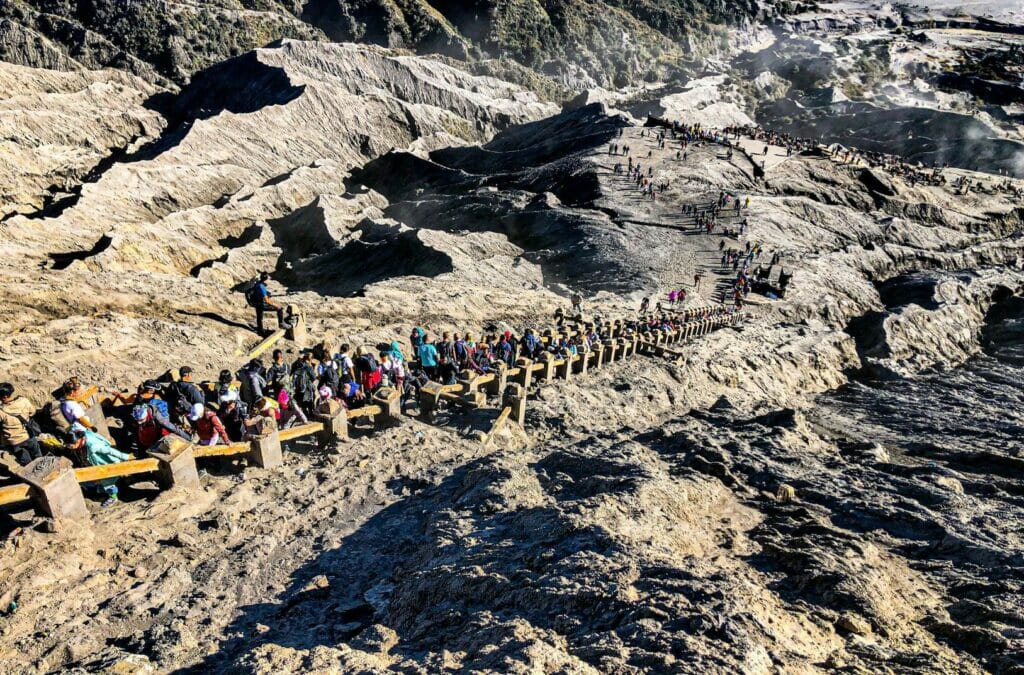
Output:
[454,340,468,363]
[292,363,315,399]
[46,400,72,433]
[356,354,378,374]
[244,280,262,308]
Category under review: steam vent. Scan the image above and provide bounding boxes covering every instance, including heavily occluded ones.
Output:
[1,1,1023,673]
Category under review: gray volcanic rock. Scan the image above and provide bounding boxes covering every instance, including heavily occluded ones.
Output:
[0,0,763,90]
[0,62,163,220]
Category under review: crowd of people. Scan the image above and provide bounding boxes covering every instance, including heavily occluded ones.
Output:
[718,123,1024,194]
[0,299,742,507]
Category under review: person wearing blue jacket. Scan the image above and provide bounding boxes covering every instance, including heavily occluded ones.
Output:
[417,337,439,380]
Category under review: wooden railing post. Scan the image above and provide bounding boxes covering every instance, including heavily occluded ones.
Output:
[285,305,307,347]
[316,401,348,449]
[503,383,527,427]
[419,382,444,421]
[486,362,508,397]
[576,349,589,375]
[513,359,533,390]
[18,456,89,524]
[148,436,200,490]
[373,387,402,428]
[249,429,283,469]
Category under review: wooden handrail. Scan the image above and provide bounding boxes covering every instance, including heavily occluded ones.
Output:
[346,404,383,419]
[1,309,739,513]
[482,406,512,447]
[279,422,324,442]
[75,458,160,482]
[244,328,286,361]
[0,484,31,507]
[194,442,251,458]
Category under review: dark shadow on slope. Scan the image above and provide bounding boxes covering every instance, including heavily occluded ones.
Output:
[275,219,454,298]
[219,223,264,249]
[125,50,305,162]
[177,452,636,674]
[177,310,253,332]
[47,235,113,270]
[429,104,625,174]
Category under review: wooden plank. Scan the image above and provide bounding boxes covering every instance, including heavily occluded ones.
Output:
[71,385,99,403]
[279,422,325,442]
[245,329,286,361]
[194,442,250,458]
[475,373,496,385]
[0,484,31,507]
[482,406,512,447]
[75,458,160,482]
[346,405,383,420]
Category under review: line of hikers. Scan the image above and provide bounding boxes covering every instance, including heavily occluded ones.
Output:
[1,307,735,506]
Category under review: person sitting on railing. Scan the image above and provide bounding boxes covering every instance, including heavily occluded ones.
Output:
[59,378,99,433]
[66,425,131,508]
[130,400,190,453]
[0,382,46,466]
[337,378,363,409]
[217,391,248,442]
[243,399,278,438]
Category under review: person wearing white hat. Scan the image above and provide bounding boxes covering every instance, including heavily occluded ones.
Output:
[188,402,229,446]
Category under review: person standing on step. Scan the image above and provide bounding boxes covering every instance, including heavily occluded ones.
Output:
[267,350,290,390]
[291,352,317,415]
[249,272,287,336]
[168,366,205,422]
[417,335,438,381]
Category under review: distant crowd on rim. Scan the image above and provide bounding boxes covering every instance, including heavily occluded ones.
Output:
[722,124,1022,197]
[609,122,794,305]
[0,280,735,506]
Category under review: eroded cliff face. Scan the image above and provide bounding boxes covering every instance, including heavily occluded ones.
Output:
[0,0,764,91]
[0,35,1023,674]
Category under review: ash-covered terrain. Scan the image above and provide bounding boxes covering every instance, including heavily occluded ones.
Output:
[0,1,1023,674]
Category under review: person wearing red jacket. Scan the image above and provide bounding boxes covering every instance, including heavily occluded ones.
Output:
[187,403,230,446]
